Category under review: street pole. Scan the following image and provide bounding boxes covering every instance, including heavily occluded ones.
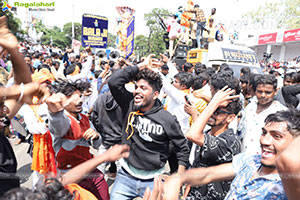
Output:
[72,0,75,41]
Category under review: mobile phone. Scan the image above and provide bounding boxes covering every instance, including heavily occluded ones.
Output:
[184,95,192,105]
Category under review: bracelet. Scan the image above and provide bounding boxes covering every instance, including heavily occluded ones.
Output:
[17,83,24,103]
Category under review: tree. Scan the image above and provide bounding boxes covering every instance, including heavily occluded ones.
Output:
[63,22,82,45]
[144,8,172,55]
[0,0,25,40]
[282,0,300,29]
[243,0,300,29]
[134,35,148,59]
[107,33,117,48]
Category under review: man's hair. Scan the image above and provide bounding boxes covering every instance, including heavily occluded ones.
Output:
[240,74,249,84]
[253,74,277,91]
[194,4,199,8]
[174,72,194,89]
[53,79,91,96]
[240,67,251,75]
[2,179,73,200]
[182,62,193,72]
[52,61,59,67]
[219,64,234,76]
[284,72,297,82]
[265,110,300,137]
[64,63,77,76]
[205,67,216,77]
[161,64,169,71]
[135,68,162,92]
[38,64,51,72]
[44,56,51,61]
[210,72,236,91]
[225,98,242,115]
[24,54,32,60]
[192,72,210,90]
[194,63,206,75]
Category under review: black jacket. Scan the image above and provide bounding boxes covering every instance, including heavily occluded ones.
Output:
[108,66,190,170]
[91,91,123,148]
[282,84,300,108]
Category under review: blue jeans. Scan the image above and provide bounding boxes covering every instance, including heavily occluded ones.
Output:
[196,21,206,48]
[110,168,154,200]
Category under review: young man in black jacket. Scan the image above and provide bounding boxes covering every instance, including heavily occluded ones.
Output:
[108,58,190,199]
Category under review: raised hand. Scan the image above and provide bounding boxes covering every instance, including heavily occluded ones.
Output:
[211,86,239,107]
[0,16,19,52]
[46,92,68,113]
[21,82,50,104]
[138,54,155,70]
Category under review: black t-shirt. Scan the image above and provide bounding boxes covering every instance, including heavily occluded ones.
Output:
[0,131,19,196]
[187,129,241,200]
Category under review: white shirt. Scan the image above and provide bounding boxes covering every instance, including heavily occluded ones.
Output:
[242,100,286,155]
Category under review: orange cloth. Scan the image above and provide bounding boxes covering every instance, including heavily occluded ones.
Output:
[65,183,98,200]
[181,0,194,28]
[31,131,57,176]
[30,104,57,176]
[31,68,54,83]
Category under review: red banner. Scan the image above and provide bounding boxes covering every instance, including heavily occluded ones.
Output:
[258,33,277,45]
[283,29,300,42]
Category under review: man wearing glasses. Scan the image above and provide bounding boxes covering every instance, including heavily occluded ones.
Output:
[184,85,242,199]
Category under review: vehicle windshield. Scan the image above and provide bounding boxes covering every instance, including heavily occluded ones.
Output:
[227,64,263,78]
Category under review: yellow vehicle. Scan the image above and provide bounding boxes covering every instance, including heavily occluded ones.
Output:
[187,49,208,64]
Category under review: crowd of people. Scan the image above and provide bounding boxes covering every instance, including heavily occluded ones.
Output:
[1,8,300,200]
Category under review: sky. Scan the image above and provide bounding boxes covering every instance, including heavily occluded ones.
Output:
[11,0,279,36]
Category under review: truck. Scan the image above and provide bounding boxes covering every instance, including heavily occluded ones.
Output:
[186,43,263,77]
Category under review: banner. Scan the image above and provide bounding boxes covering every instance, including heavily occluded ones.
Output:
[258,33,277,45]
[115,6,135,55]
[222,48,258,63]
[283,28,300,42]
[125,16,135,58]
[82,13,108,48]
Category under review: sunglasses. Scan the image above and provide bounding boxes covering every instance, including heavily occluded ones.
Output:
[213,108,233,116]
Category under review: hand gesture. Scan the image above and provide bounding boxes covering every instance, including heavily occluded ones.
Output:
[21,82,50,105]
[211,86,239,107]
[162,174,182,200]
[184,102,198,117]
[0,16,19,52]
[103,144,130,162]
[143,177,163,200]
[160,53,169,63]
[46,92,68,113]
[137,54,155,70]
[82,128,99,141]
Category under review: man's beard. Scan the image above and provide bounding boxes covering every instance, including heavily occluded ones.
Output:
[261,162,276,169]
[133,104,142,111]
[133,97,152,111]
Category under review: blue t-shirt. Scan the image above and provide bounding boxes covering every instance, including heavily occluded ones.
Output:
[225,153,287,200]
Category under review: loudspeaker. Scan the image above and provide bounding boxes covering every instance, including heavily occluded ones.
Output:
[174,44,189,58]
